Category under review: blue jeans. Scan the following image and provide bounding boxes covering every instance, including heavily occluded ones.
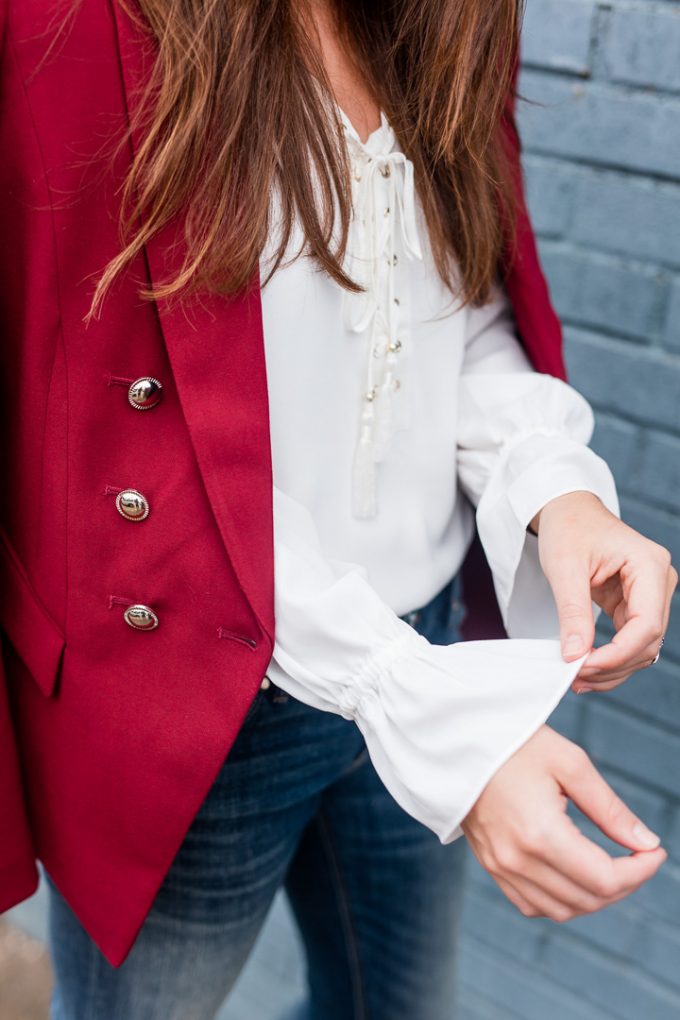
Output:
[48,575,468,1020]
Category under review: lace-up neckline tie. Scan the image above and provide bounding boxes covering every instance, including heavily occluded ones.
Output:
[340,112,424,520]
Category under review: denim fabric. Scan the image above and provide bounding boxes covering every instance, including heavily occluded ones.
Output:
[48,574,468,1020]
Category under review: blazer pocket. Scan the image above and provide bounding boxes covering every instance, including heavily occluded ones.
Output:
[0,528,65,697]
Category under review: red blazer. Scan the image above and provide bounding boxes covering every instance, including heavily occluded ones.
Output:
[0,0,565,966]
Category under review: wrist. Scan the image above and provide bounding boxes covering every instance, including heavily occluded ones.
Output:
[529,490,603,536]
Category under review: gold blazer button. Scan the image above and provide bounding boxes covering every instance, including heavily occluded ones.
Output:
[128,377,163,410]
[115,489,150,522]
[123,605,159,631]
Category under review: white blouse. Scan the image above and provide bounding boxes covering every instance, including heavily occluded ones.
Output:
[259,109,619,843]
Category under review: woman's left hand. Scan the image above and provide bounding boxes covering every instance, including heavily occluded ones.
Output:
[531,491,677,693]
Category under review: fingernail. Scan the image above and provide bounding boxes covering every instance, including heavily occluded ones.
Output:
[632,822,661,850]
[575,687,592,695]
[563,634,584,657]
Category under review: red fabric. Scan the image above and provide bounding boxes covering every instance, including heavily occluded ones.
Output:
[0,0,565,965]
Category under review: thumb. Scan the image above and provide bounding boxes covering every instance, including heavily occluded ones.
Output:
[545,556,595,661]
[559,744,661,852]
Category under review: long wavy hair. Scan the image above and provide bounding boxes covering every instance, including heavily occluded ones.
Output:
[91,0,523,317]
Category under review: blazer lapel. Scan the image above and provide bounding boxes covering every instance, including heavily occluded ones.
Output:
[111,0,274,641]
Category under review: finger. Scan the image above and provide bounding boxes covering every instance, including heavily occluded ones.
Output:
[544,555,596,661]
[572,658,651,691]
[512,850,665,918]
[527,803,667,903]
[583,619,664,674]
[572,671,634,692]
[578,654,652,679]
[507,873,582,922]
[541,822,667,900]
[573,675,634,694]
[584,563,667,673]
[494,876,539,919]
[506,857,606,916]
[557,746,661,853]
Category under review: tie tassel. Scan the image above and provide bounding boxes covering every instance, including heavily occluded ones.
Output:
[352,423,377,519]
[371,376,394,463]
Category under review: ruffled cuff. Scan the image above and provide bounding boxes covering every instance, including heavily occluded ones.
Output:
[476,433,620,638]
[269,619,586,843]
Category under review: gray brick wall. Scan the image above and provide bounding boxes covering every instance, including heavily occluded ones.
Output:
[460,2,680,1016]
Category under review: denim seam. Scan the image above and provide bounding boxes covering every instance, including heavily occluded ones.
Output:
[340,744,370,778]
[315,810,367,1020]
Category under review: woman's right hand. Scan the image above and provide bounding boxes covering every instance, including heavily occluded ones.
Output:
[461,725,666,921]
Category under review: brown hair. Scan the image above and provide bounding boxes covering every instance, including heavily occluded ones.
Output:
[91,0,523,317]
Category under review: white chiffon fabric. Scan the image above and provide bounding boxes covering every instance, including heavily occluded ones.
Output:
[259,108,619,843]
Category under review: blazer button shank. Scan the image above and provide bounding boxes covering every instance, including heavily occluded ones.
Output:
[115,489,150,522]
[128,377,163,410]
[123,604,159,631]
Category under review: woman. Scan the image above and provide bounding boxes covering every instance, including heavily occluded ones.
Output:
[0,0,675,1017]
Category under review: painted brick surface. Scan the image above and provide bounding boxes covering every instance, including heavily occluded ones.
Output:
[665,280,680,351]
[570,173,680,269]
[522,0,596,74]
[565,331,680,432]
[601,5,680,93]
[465,2,680,1016]
[538,243,668,342]
[518,73,680,179]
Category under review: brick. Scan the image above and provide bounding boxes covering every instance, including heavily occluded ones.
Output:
[538,243,668,342]
[459,939,613,1020]
[565,899,639,958]
[582,700,680,798]
[523,157,576,236]
[564,329,680,434]
[458,989,524,1020]
[634,858,680,927]
[609,659,680,740]
[664,278,680,352]
[633,915,680,992]
[668,806,680,861]
[518,72,680,179]
[635,430,680,514]
[540,929,680,1020]
[522,0,595,75]
[462,889,543,966]
[569,173,680,270]
[601,6,680,94]
[589,414,641,494]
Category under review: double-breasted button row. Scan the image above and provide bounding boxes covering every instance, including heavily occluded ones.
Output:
[116,375,162,629]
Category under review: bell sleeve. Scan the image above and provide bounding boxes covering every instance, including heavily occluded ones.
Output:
[267,487,590,844]
[457,284,620,638]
